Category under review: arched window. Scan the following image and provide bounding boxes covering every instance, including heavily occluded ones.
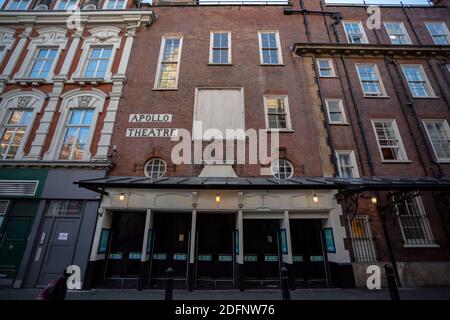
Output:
[44,90,106,161]
[271,159,294,180]
[144,158,167,179]
[0,90,45,160]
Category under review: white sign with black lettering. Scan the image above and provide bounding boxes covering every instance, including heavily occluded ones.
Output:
[126,128,178,138]
[129,114,172,123]
[58,233,68,240]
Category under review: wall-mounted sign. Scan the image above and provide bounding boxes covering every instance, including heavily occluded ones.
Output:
[109,253,123,260]
[153,253,167,260]
[310,255,325,262]
[244,255,257,262]
[126,128,178,138]
[279,229,288,255]
[129,114,173,123]
[128,252,142,260]
[293,255,303,262]
[219,255,232,262]
[264,255,279,262]
[198,255,212,262]
[173,253,187,261]
[98,229,110,254]
[58,233,68,241]
[324,228,336,253]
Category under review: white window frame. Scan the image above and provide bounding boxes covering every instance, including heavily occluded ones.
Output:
[271,158,294,180]
[423,119,450,162]
[317,58,336,77]
[355,63,387,97]
[394,195,438,248]
[5,0,31,10]
[401,64,436,98]
[336,150,359,178]
[54,0,79,10]
[102,0,126,9]
[371,119,408,162]
[0,28,15,67]
[14,28,67,83]
[209,31,231,65]
[384,22,412,45]
[263,95,292,131]
[28,47,59,79]
[0,90,46,160]
[154,35,183,90]
[144,158,167,178]
[325,99,347,124]
[71,27,122,82]
[343,21,369,44]
[257,30,283,65]
[425,22,450,45]
[44,90,106,161]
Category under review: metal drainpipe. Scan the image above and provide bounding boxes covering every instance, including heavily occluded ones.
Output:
[384,57,429,176]
[340,57,375,175]
[391,59,444,177]
[363,1,382,44]
[312,54,340,176]
[319,0,333,43]
[300,0,312,43]
[426,60,450,111]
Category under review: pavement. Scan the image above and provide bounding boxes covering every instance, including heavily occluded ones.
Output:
[1,287,450,300]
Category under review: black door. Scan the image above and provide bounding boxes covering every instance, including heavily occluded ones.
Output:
[195,213,234,288]
[106,212,146,279]
[290,219,326,286]
[243,220,280,285]
[150,213,191,286]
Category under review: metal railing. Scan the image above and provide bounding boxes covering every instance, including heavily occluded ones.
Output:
[348,215,377,263]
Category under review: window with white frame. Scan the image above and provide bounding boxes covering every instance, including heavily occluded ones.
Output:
[271,159,294,180]
[144,158,167,178]
[325,99,347,124]
[155,36,183,89]
[447,65,450,73]
[258,31,283,65]
[55,0,78,10]
[317,58,336,77]
[58,108,95,160]
[0,29,15,66]
[348,215,377,262]
[5,0,31,10]
[393,194,437,247]
[28,48,58,79]
[426,22,450,45]
[384,22,412,45]
[401,65,435,98]
[103,0,126,9]
[356,64,387,97]
[210,31,231,64]
[83,46,113,78]
[264,96,291,130]
[423,120,450,161]
[343,21,368,44]
[193,88,245,141]
[372,119,408,161]
[0,109,33,160]
[336,151,359,178]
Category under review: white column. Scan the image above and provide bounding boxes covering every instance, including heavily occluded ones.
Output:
[237,210,244,264]
[116,30,135,78]
[281,210,293,264]
[0,27,31,81]
[189,210,197,264]
[24,81,64,160]
[93,81,122,160]
[141,209,152,262]
[56,30,82,80]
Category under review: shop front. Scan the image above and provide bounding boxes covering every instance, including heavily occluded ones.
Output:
[79,177,354,290]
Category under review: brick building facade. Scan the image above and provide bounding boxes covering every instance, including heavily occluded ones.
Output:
[0,0,449,291]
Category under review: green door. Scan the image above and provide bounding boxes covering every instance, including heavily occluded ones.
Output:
[0,216,33,279]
